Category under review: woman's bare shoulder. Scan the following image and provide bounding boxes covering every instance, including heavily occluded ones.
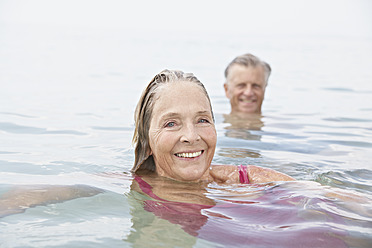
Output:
[247,165,295,183]
[209,164,239,183]
[209,164,294,184]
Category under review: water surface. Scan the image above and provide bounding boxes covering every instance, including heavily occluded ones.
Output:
[1,16,372,248]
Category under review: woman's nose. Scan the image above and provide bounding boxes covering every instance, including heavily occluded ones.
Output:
[180,124,200,144]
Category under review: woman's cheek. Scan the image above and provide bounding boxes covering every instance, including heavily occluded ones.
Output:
[207,127,217,142]
[158,132,176,150]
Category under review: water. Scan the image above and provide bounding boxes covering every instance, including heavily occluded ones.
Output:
[1,11,372,248]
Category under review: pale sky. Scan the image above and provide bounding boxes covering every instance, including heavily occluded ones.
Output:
[1,0,371,37]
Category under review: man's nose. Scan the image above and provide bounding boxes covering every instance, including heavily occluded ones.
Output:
[180,124,200,144]
[243,84,254,96]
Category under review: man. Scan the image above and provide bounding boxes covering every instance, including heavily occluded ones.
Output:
[224,53,271,115]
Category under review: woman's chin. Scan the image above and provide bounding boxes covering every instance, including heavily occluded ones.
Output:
[178,169,210,182]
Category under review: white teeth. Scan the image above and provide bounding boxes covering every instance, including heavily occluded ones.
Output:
[176,151,202,158]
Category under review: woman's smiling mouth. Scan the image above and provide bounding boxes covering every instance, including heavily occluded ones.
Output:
[175,150,203,158]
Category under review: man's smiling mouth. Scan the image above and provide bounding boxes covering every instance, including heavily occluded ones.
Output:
[239,99,256,103]
[175,151,203,158]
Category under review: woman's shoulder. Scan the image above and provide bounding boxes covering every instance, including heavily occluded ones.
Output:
[246,165,295,183]
[210,164,295,184]
[209,164,239,183]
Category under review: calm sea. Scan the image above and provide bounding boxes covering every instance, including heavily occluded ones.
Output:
[1,22,372,247]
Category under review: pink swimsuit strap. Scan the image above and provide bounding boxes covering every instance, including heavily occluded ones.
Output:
[238,165,250,184]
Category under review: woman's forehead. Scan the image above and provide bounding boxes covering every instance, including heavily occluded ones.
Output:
[157,81,207,101]
[152,82,211,113]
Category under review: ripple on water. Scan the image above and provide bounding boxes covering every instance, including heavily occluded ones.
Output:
[323,117,372,123]
[90,126,133,132]
[0,160,104,176]
[316,169,372,194]
[322,87,355,92]
[0,122,87,135]
[316,139,372,148]
[0,112,38,118]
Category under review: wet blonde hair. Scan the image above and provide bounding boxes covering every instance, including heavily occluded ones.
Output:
[224,53,271,84]
[131,69,214,173]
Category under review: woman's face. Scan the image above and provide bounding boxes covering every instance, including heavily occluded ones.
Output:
[148,81,217,182]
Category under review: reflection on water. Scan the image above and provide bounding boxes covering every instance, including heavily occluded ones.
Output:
[217,114,264,160]
[125,177,372,248]
[223,113,264,141]
[218,147,261,159]
[126,192,200,247]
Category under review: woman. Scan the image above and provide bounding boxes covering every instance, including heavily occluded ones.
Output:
[131,69,294,184]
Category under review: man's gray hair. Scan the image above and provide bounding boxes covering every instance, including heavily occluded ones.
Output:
[224,53,271,83]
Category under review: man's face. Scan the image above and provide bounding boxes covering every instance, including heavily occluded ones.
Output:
[224,64,267,114]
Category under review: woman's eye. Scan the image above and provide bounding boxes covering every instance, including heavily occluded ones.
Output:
[198,119,209,124]
[165,122,175,128]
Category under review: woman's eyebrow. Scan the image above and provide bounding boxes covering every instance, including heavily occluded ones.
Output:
[159,110,211,122]
[196,110,210,115]
[159,112,179,121]
[195,110,213,118]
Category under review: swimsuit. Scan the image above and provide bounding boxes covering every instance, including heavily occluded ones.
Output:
[238,164,250,184]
